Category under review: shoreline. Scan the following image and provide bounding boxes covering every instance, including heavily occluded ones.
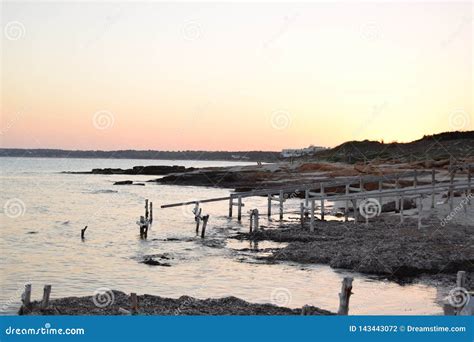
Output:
[19,291,334,316]
[230,213,474,284]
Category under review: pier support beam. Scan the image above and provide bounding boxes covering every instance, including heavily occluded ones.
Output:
[279,190,284,220]
[344,184,349,222]
[228,196,233,218]
[237,196,242,222]
[267,194,272,218]
[337,277,353,315]
[41,285,52,309]
[320,185,325,221]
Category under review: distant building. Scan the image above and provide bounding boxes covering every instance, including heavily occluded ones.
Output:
[281,145,326,158]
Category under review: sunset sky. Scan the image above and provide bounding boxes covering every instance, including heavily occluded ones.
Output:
[1,1,472,151]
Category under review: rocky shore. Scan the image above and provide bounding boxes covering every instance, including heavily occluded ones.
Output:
[232,213,474,283]
[65,165,195,176]
[20,291,334,316]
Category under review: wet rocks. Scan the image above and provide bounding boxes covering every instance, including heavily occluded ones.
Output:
[236,216,474,279]
[68,165,195,176]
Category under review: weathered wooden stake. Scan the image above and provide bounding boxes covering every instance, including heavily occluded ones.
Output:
[237,196,242,221]
[81,226,88,239]
[352,199,358,224]
[337,277,353,315]
[145,199,149,220]
[395,177,400,211]
[344,184,349,222]
[400,194,404,223]
[149,202,153,223]
[267,194,272,218]
[228,196,233,217]
[201,215,209,238]
[310,199,315,232]
[195,216,201,234]
[41,285,52,309]
[279,190,284,220]
[320,185,325,221]
[22,284,32,307]
[305,190,309,207]
[417,196,423,229]
[253,209,259,232]
[300,202,305,227]
[130,292,138,313]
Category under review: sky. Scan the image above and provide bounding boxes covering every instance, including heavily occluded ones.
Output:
[1,1,472,151]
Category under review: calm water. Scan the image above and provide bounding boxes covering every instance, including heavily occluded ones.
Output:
[0,157,446,315]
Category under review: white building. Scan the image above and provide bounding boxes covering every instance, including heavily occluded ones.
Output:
[281,145,326,158]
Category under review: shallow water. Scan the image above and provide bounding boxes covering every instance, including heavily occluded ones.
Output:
[0,157,446,315]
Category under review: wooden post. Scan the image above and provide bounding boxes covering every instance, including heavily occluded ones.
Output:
[305,190,309,207]
[267,194,272,218]
[237,196,242,222]
[395,177,400,211]
[41,285,52,309]
[145,199,149,220]
[279,190,284,220]
[195,216,201,234]
[81,226,88,239]
[22,284,32,307]
[352,199,358,223]
[400,194,404,223]
[300,202,305,228]
[149,202,153,223]
[417,196,423,229]
[201,215,209,238]
[310,199,315,232]
[337,277,353,315]
[431,169,436,209]
[249,210,254,233]
[344,184,349,222]
[228,196,233,218]
[130,292,138,313]
[253,209,259,232]
[359,177,364,192]
[320,185,325,221]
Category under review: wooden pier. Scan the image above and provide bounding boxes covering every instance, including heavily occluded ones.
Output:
[161,166,472,230]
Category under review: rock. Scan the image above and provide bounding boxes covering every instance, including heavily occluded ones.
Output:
[114,180,133,185]
[141,258,171,267]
